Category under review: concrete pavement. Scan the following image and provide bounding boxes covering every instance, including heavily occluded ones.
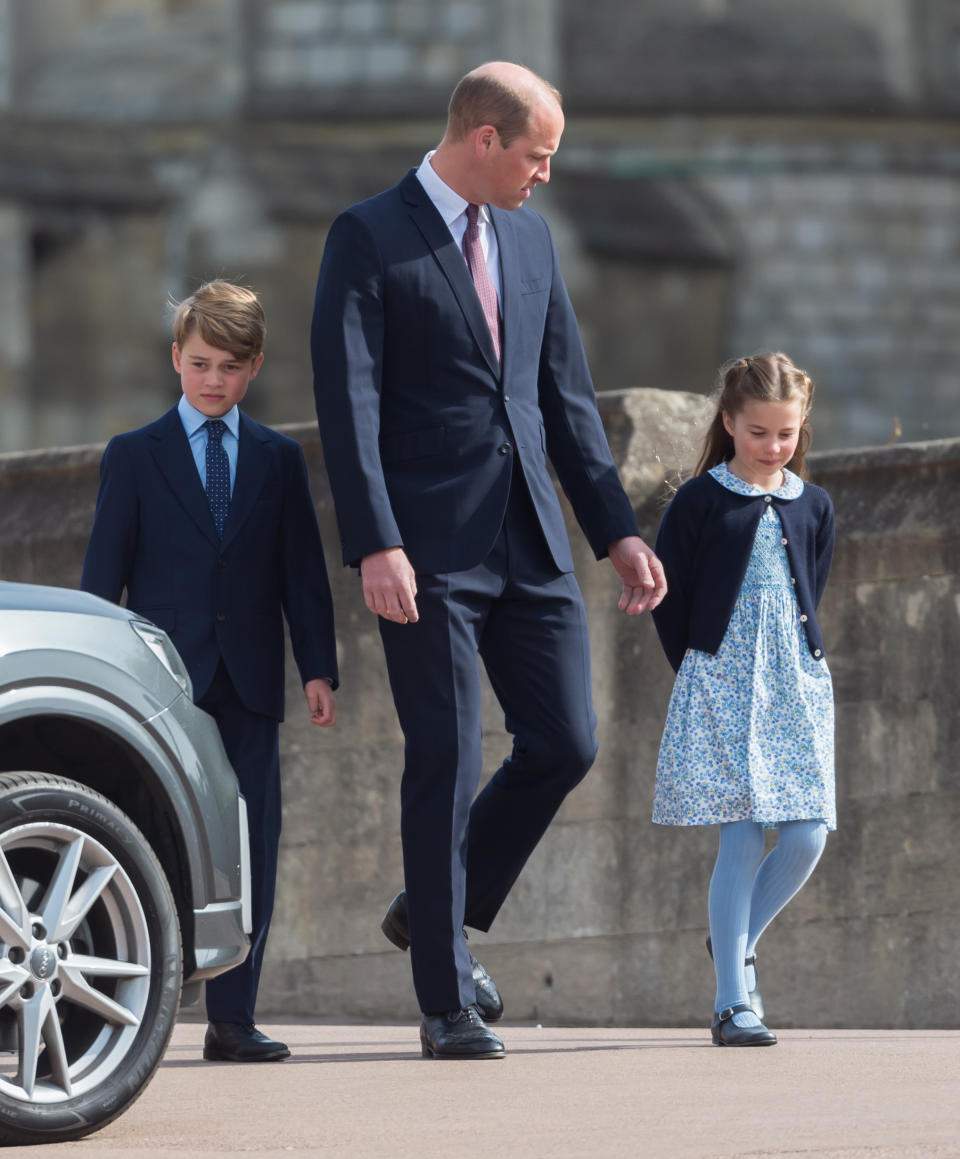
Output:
[8,1020,960,1157]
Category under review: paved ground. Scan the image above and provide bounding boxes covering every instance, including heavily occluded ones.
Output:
[6,1021,960,1157]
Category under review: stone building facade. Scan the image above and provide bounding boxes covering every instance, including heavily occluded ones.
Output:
[0,0,958,452]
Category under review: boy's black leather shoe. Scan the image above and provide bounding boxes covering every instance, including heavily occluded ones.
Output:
[420,1007,505,1059]
[203,1021,291,1061]
[382,890,504,1023]
[711,1004,777,1047]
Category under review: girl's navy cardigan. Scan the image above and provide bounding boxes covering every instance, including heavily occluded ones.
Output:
[651,471,835,674]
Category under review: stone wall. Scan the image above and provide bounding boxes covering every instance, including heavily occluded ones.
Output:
[558,119,960,448]
[7,1,960,120]
[702,160,960,448]
[2,0,960,458]
[562,0,955,115]
[1,387,957,1028]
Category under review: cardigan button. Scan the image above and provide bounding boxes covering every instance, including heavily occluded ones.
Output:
[763,495,772,504]
[781,537,788,545]
[814,648,822,657]
[790,577,796,584]
[800,614,808,622]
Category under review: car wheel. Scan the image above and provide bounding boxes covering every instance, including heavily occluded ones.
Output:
[0,772,181,1145]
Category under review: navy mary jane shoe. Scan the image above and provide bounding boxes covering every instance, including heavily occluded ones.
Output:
[710,1004,777,1047]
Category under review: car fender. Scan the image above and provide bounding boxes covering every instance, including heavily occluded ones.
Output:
[0,680,229,910]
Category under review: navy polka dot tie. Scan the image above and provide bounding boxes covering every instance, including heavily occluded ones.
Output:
[203,419,230,539]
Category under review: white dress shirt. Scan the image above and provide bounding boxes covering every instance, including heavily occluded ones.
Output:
[415,152,502,302]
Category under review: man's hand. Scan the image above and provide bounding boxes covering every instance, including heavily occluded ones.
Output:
[608,535,667,615]
[304,678,337,727]
[360,547,419,623]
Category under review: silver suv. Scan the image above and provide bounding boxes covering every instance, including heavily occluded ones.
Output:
[0,580,250,1145]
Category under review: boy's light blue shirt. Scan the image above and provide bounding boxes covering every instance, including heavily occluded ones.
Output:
[177,394,240,495]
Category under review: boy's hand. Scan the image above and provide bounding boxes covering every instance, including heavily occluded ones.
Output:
[304,678,337,727]
[608,535,667,615]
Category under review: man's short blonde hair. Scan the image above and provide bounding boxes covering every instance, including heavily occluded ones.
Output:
[171,280,266,361]
[447,66,562,148]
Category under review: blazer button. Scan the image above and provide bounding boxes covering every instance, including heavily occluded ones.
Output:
[800,614,808,622]
[814,648,822,658]
[216,611,226,623]
[497,443,512,455]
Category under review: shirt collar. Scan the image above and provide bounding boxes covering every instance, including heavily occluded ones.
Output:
[178,394,240,439]
[708,460,805,500]
[415,151,490,230]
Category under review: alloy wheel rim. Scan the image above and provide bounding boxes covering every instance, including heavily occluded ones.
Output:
[0,822,152,1103]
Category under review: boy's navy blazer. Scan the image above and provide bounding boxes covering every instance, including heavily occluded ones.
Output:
[311,169,639,574]
[81,405,338,720]
[652,471,835,674]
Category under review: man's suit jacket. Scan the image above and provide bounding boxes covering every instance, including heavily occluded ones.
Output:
[311,169,639,574]
[81,406,338,721]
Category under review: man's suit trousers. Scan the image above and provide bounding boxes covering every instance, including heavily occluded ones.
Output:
[378,473,598,1014]
[199,662,281,1025]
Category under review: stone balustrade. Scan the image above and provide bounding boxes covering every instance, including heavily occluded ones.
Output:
[1,387,956,1027]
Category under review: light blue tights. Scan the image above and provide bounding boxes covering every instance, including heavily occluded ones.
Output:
[708,819,828,1027]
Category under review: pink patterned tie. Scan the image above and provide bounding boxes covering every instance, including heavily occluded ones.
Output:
[462,203,501,363]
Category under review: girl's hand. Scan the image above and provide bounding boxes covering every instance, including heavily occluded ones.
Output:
[607,536,667,614]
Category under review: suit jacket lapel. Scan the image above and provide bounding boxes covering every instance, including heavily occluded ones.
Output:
[222,413,270,549]
[401,171,502,380]
[147,406,220,547]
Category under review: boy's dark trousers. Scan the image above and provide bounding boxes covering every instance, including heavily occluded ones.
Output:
[198,661,281,1025]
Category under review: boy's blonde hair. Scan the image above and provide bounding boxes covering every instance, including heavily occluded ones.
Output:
[171,281,266,361]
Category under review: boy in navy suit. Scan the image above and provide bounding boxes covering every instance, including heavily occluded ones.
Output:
[82,280,338,1062]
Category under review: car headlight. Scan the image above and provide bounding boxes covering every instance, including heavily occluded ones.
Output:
[130,621,193,698]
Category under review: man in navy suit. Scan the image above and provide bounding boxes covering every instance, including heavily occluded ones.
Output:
[312,62,665,1059]
[82,280,338,1062]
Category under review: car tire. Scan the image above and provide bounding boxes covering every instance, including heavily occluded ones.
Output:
[0,771,182,1145]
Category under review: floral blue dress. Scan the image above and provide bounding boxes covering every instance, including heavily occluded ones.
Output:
[653,462,836,830]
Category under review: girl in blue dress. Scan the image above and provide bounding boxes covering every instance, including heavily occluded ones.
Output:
[652,352,836,1047]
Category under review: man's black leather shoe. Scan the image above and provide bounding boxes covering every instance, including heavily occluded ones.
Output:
[420,1007,505,1059]
[381,890,504,1023]
[203,1021,291,1062]
[470,952,504,1023]
[710,1004,777,1047]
